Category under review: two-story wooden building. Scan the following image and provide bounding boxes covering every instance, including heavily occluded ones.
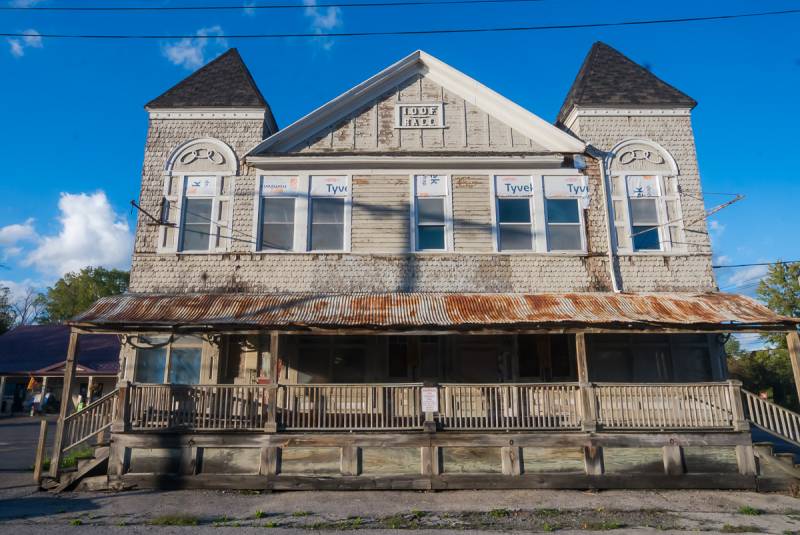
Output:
[46,43,800,491]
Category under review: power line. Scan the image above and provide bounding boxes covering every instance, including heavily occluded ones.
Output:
[713,260,800,269]
[1,0,546,11]
[2,8,799,39]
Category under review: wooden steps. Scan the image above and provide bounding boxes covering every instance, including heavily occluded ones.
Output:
[54,446,110,493]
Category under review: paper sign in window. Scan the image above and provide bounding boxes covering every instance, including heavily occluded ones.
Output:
[626,175,660,197]
[415,175,447,197]
[310,176,349,197]
[261,176,299,196]
[495,176,532,197]
[185,176,217,196]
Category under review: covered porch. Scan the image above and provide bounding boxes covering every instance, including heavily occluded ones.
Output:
[46,291,800,490]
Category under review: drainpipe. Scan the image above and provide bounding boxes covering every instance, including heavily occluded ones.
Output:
[590,147,621,293]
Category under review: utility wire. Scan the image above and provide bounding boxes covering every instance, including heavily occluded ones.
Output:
[713,260,800,269]
[2,0,546,11]
[2,8,799,39]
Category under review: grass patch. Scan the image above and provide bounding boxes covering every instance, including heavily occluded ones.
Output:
[263,521,279,528]
[581,519,623,530]
[254,510,266,519]
[291,511,311,517]
[721,525,763,533]
[738,506,763,516]
[69,519,82,526]
[489,508,511,518]
[148,514,199,526]
[35,446,95,471]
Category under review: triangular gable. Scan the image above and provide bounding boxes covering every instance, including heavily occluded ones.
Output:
[248,50,584,156]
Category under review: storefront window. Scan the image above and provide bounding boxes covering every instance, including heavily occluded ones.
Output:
[134,335,203,384]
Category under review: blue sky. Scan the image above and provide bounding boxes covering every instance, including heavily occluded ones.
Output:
[1,0,799,322]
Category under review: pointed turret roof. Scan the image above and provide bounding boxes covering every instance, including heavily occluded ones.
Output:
[146,48,268,109]
[557,42,696,124]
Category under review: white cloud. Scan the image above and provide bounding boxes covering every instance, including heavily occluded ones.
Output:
[0,278,49,303]
[303,0,342,50]
[6,29,43,58]
[23,191,133,277]
[714,254,732,266]
[7,39,24,57]
[724,264,769,288]
[162,25,227,70]
[708,219,725,238]
[0,218,37,247]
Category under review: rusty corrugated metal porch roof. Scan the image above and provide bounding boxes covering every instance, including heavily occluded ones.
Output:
[70,292,799,333]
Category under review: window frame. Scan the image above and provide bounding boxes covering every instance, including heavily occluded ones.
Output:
[542,175,588,253]
[618,174,684,254]
[492,175,538,253]
[175,175,233,254]
[307,175,352,253]
[255,176,302,252]
[132,335,205,385]
[410,175,453,252]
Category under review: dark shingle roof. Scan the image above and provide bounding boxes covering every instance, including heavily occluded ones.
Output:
[146,48,268,109]
[557,42,697,123]
[0,325,119,375]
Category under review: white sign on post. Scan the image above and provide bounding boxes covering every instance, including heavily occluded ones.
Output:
[415,175,448,197]
[495,176,533,197]
[626,175,660,198]
[310,176,349,197]
[261,176,299,196]
[421,387,439,413]
[185,176,217,196]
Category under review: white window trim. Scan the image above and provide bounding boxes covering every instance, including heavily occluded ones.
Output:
[491,172,588,254]
[541,176,588,253]
[307,175,352,253]
[253,175,307,253]
[409,175,453,252]
[621,174,683,254]
[174,174,234,255]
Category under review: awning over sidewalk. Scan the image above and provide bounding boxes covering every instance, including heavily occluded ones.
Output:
[70,292,799,333]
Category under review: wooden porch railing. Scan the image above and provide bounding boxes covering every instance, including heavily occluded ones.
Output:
[62,389,118,452]
[112,381,748,433]
[128,384,275,431]
[278,384,423,430]
[594,382,737,430]
[743,389,800,446]
[437,383,580,430]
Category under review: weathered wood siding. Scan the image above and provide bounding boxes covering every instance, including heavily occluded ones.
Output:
[351,175,410,253]
[289,74,548,154]
[452,176,493,252]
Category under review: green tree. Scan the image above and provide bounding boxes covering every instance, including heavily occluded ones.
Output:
[726,261,800,410]
[0,286,14,335]
[41,267,129,322]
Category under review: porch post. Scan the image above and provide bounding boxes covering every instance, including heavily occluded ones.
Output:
[575,333,597,432]
[787,331,800,404]
[0,376,6,414]
[48,328,79,479]
[575,333,589,383]
[728,380,749,431]
[265,332,280,433]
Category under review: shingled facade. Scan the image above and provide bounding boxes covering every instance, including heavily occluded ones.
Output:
[51,43,800,492]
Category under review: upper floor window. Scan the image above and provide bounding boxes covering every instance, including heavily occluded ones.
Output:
[543,176,587,252]
[259,176,299,251]
[608,139,683,253]
[413,175,451,251]
[495,176,534,251]
[160,138,236,254]
[179,176,230,252]
[309,176,349,252]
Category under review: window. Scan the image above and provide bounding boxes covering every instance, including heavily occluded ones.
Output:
[546,199,582,251]
[495,176,534,251]
[259,176,299,251]
[294,336,366,383]
[181,198,213,251]
[388,337,410,379]
[414,175,449,251]
[134,336,203,384]
[178,176,230,253]
[309,176,349,252]
[630,198,660,250]
[543,176,587,252]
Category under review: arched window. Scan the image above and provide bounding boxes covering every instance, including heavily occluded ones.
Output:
[606,139,682,253]
[159,138,237,253]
